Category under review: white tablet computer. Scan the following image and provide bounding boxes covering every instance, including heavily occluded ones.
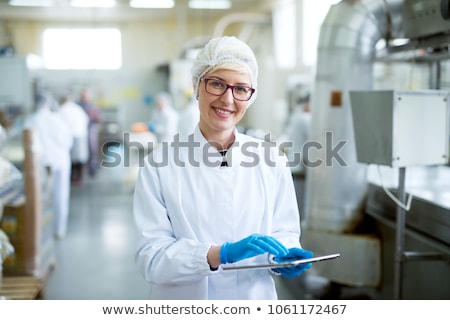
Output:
[221,253,340,271]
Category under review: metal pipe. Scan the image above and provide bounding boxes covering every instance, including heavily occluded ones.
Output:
[394,167,406,300]
[402,251,445,261]
[304,0,401,232]
[429,60,442,89]
[212,13,270,39]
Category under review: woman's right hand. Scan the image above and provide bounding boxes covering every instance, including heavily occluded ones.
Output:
[220,234,289,264]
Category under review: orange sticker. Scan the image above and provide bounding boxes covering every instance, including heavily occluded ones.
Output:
[330,90,343,107]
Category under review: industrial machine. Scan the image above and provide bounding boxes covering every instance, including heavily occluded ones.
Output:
[301,0,450,299]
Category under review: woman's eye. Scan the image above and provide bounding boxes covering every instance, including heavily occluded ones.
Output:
[210,80,224,88]
[235,86,249,93]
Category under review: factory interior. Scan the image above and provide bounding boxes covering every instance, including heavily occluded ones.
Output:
[0,0,449,300]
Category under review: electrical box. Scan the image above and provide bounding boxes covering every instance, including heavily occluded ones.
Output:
[349,90,449,167]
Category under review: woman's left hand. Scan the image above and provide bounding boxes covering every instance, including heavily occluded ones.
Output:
[273,247,314,279]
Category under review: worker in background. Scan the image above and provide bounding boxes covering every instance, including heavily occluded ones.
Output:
[24,92,73,239]
[147,92,179,144]
[177,88,200,138]
[78,87,102,177]
[279,92,311,175]
[133,36,313,300]
[57,90,89,185]
[278,92,311,219]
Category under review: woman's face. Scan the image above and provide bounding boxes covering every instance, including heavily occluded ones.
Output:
[198,68,252,140]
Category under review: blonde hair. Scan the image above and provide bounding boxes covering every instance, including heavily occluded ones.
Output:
[205,62,251,82]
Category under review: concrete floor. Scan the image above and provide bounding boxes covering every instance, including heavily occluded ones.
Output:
[44,152,149,299]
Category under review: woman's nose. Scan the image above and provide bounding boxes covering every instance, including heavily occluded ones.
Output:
[220,87,235,103]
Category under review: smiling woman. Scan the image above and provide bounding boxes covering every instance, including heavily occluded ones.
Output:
[42,28,122,70]
[132,36,313,300]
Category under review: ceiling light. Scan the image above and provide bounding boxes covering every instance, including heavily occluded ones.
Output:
[9,0,54,6]
[70,0,117,8]
[188,0,231,9]
[129,0,175,9]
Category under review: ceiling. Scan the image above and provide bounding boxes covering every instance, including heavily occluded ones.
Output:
[0,0,278,22]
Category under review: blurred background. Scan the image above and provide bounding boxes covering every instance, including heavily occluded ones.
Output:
[0,0,449,300]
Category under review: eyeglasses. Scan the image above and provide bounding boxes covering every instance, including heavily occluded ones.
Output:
[200,77,255,101]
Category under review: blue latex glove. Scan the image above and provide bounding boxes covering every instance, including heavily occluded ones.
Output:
[147,122,156,132]
[273,247,314,279]
[220,234,289,264]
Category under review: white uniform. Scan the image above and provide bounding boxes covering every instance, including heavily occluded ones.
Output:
[151,105,179,143]
[58,100,89,163]
[133,126,301,300]
[280,108,311,174]
[177,98,199,138]
[24,108,73,237]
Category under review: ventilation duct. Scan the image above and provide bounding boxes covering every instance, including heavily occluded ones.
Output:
[303,0,405,233]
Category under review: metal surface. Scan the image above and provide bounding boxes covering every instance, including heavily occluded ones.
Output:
[306,0,450,297]
[366,165,450,247]
[403,0,450,39]
[394,167,406,300]
[306,0,450,232]
[402,251,446,261]
[365,171,450,298]
[304,0,390,233]
[364,210,450,299]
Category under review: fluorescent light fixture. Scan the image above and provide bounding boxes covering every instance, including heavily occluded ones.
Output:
[70,0,116,8]
[188,0,231,9]
[9,0,54,6]
[129,0,175,9]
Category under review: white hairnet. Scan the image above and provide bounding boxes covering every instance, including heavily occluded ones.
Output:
[191,36,258,105]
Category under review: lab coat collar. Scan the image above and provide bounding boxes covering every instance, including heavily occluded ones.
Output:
[193,125,242,167]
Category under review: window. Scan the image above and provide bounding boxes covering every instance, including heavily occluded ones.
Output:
[273,0,296,69]
[42,28,122,70]
[302,0,340,66]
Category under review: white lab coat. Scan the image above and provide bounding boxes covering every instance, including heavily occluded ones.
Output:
[279,108,311,174]
[151,105,179,143]
[58,100,89,163]
[133,126,302,300]
[24,108,73,237]
[177,98,199,138]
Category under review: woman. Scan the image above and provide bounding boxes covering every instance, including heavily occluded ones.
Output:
[148,91,179,144]
[25,92,73,239]
[58,91,89,184]
[133,36,313,300]
[78,87,102,177]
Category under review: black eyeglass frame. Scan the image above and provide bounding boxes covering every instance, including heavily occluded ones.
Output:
[200,77,255,101]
